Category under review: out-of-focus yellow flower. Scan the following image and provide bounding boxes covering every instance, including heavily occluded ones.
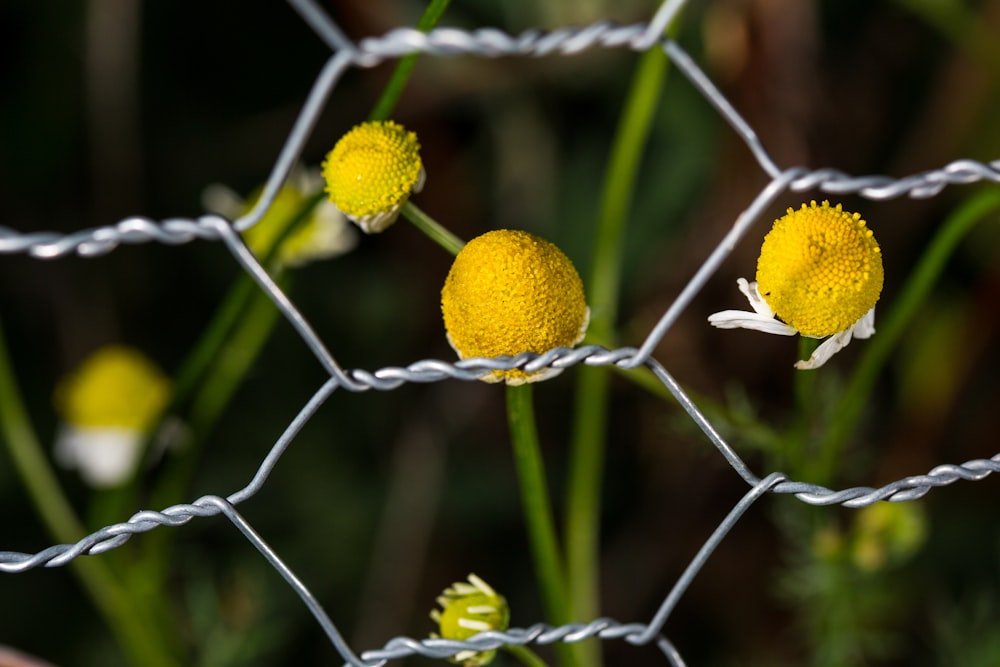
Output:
[321,120,425,234]
[430,574,509,667]
[203,167,358,267]
[709,200,883,369]
[53,345,171,488]
[441,229,589,385]
[850,501,927,572]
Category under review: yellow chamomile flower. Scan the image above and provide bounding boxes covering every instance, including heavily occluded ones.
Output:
[53,345,171,488]
[441,229,590,385]
[321,120,426,234]
[430,574,510,667]
[202,167,358,268]
[708,201,883,369]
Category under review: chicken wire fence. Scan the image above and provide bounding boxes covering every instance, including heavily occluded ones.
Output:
[2,0,1000,664]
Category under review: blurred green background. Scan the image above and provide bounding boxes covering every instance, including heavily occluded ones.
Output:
[2,1,1000,665]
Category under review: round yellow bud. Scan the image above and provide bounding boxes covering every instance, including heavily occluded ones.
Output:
[756,200,883,337]
[54,345,170,431]
[440,229,589,384]
[321,120,425,233]
[430,575,509,667]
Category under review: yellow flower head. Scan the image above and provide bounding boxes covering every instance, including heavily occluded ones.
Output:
[708,201,883,369]
[53,345,172,488]
[756,200,883,337]
[321,120,425,234]
[430,574,509,667]
[441,229,589,385]
[55,345,170,432]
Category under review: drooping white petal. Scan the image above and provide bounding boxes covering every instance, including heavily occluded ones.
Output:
[737,278,776,317]
[852,306,876,340]
[794,307,877,369]
[708,309,799,336]
[794,328,855,370]
[708,277,798,335]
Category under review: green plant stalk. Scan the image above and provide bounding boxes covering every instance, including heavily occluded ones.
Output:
[0,318,182,667]
[788,336,820,476]
[506,384,576,667]
[155,192,326,436]
[564,38,671,662]
[368,0,452,122]
[820,189,1000,471]
[401,200,465,256]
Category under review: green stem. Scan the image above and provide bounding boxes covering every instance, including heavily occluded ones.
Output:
[368,0,452,122]
[820,189,1000,470]
[503,644,553,667]
[401,200,465,256]
[159,193,325,434]
[0,317,182,667]
[565,33,673,667]
[788,336,819,477]
[505,384,575,667]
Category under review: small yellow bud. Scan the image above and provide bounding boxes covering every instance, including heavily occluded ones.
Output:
[321,120,425,233]
[430,574,509,667]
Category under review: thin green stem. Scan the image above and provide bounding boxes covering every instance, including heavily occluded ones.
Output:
[788,336,820,476]
[401,200,465,256]
[157,193,325,434]
[368,0,452,122]
[565,33,673,667]
[820,189,1000,469]
[505,384,576,667]
[503,644,553,667]
[0,317,182,667]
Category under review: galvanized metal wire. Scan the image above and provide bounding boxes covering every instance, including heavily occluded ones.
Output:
[2,0,999,664]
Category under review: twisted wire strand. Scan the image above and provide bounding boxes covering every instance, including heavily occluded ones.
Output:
[0,376,339,573]
[0,13,997,261]
[353,474,784,666]
[5,335,994,576]
[771,455,1000,507]
[358,620,660,665]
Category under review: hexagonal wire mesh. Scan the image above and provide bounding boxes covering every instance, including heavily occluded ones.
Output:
[2,0,1000,664]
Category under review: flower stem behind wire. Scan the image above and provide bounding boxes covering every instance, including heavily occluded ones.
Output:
[401,200,465,256]
[566,26,674,667]
[506,383,577,667]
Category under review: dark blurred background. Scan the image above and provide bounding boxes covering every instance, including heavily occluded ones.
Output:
[1,1,1000,665]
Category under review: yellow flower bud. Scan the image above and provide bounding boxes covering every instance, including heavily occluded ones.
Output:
[430,574,509,667]
[321,120,425,233]
[441,229,589,384]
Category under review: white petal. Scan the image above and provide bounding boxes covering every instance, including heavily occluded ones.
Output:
[737,278,776,318]
[794,328,855,370]
[201,183,245,219]
[851,307,876,340]
[794,306,877,369]
[54,425,144,488]
[708,309,798,336]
